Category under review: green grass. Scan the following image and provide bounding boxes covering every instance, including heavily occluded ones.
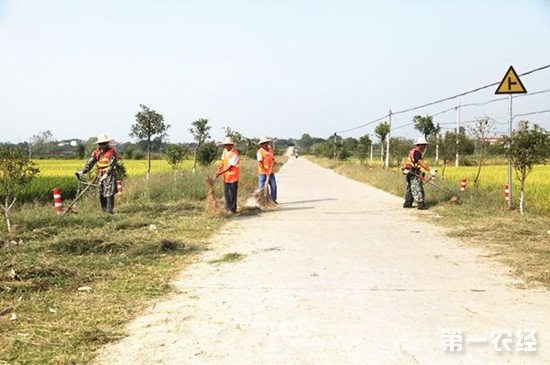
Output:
[208,252,246,265]
[308,156,550,289]
[0,159,261,364]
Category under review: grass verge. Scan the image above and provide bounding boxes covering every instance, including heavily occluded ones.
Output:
[308,156,550,289]
[0,159,261,364]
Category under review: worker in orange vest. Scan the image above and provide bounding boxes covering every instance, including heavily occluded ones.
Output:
[401,136,437,210]
[215,137,240,214]
[257,135,277,203]
[76,134,118,214]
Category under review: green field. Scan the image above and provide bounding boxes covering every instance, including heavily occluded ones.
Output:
[22,159,195,203]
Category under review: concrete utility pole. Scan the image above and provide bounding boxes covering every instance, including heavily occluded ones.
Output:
[385,110,392,168]
[455,100,461,167]
[333,133,337,159]
[370,144,373,162]
[507,95,513,208]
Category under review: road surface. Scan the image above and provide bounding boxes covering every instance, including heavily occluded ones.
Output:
[96,157,550,364]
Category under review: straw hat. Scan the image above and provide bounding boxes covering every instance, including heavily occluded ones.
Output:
[96,134,112,144]
[257,135,272,145]
[415,136,428,145]
[219,136,235,145]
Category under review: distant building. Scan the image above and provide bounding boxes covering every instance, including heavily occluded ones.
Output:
[480,136,503,145]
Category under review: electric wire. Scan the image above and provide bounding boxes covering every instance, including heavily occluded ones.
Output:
[337,64,550,134]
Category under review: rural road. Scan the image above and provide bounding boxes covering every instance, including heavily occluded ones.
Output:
[96,157,550,365]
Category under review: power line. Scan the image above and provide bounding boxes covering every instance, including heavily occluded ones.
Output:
[335,114,388,134]
[514,109,550,118]
[338,64,550,134]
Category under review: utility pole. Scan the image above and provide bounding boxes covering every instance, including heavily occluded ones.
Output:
[28,138,32,159]
[370,143,373,162]
[455,100,461,167]
[507,95,513,208]
[333,133,337,159]
[385,110,392,168]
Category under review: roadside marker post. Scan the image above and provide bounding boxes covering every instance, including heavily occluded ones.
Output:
[117,180,123,196]
[460,178,467,191]
[52,188,63,214]
[504,184,510,205]
[495,66,527,209]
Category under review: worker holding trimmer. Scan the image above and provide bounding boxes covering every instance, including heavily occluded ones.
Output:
[401,137,437,210]
[76,134,118,214]
[215,137,240,214]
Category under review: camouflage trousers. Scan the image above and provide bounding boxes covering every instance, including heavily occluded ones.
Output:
[99,174,116,198]
[404,172,425,204]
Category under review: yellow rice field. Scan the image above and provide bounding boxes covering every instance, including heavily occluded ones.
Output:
[439,164,550,210]
[34,159,194,177]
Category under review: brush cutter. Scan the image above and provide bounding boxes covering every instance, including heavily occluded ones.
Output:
[60,174,98,216]
[410,171,459,203]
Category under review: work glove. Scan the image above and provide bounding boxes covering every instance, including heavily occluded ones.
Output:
[430,169,438,177]
[75,170,83,179]
[401,168,410,175]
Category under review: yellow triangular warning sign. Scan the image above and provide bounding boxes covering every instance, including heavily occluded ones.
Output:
[495,66,527,94]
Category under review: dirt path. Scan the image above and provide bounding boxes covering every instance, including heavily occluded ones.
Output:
[96,158,550,364]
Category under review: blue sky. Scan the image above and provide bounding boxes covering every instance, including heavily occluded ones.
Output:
[0,0,549,143]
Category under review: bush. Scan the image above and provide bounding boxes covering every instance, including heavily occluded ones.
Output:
[196,141,219,167]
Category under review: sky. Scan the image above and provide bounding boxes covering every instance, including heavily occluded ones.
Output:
[0,0,549,143]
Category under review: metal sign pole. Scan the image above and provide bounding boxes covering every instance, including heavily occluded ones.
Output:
[507,94,513,208]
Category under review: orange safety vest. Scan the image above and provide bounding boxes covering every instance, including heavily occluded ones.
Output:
[403,147,421,170]
[221,148,240,183]
[257,146,274,174]
[93,148,115,173]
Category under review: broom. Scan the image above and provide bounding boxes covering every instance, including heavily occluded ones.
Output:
[205,176,222,215]
[255,174,279,209]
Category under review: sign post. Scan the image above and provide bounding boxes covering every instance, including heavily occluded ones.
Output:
[495,66,527,208]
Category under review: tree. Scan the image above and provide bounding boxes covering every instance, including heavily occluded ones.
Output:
[413,115,437,139]
[75,143,86,159]
[0,148,39,232]
[30,130,54,157]
[130,104,170,178]
[189,118,211,173]
[164,144,189,171]
[355,134,372,165]
[438,132,457,178]
[504,121,549,214]
[375,122,390,163]
[390,137,414,167]
[469,116,494,189]
[196,141,219,167]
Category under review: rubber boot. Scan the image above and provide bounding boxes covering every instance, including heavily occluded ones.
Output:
[403,201,413,208]
[417,201,428,210]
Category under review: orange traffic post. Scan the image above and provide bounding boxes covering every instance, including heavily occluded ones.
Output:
[460,178,467,191]
[52,188,63,214]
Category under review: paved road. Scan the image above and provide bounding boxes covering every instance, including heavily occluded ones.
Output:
[96,157,550,364]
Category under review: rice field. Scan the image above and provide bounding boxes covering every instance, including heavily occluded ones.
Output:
[439,164,550,212]
[34,159,193,177]
[21,159,195,203]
